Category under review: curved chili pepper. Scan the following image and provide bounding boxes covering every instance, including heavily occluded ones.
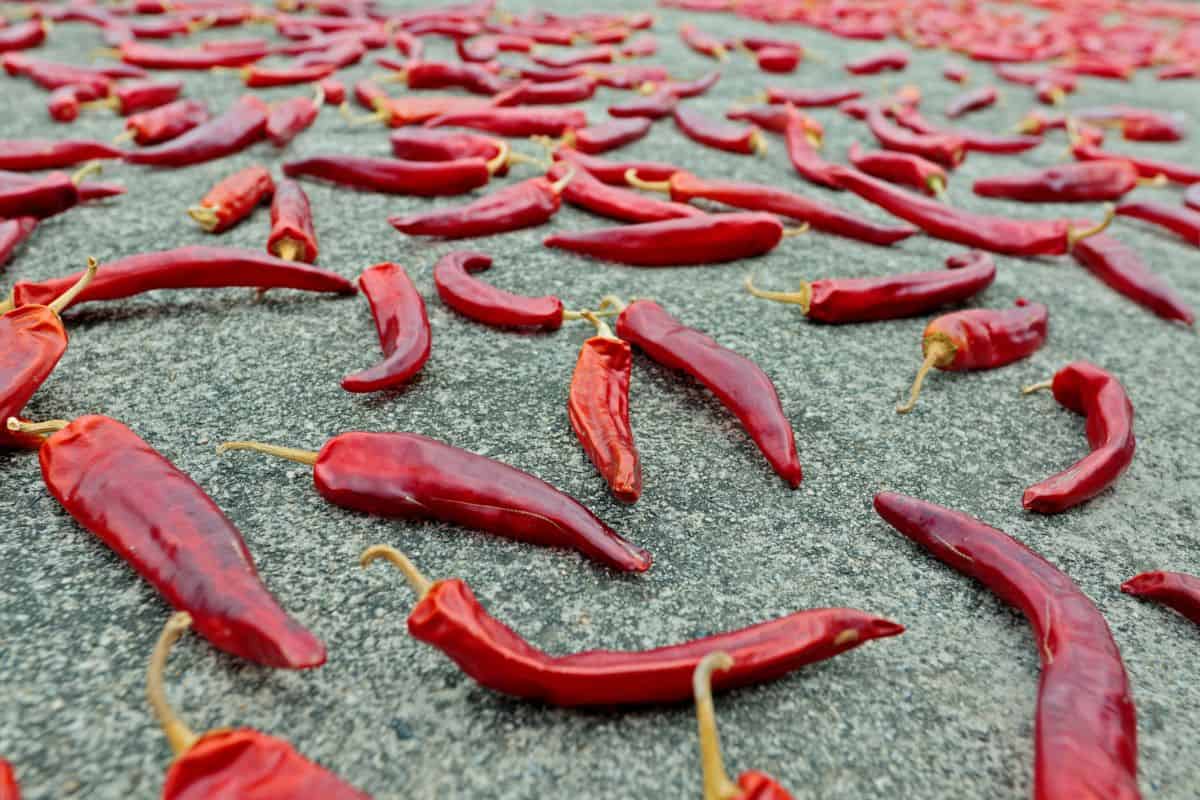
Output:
[866,105,965,168]
[848,142,947,197]
[1019,361,1135,514]
[552,147,680,186]
[945,85,998,118]
[266,92,320,148]
[219,435,651,571]
[569,312,641,503]
[47,87,83,123]
[565,116,651,154]
[755,45,800,74]
[187,165,274,233]
[83,78,181,115]
[0,138,123,171]
[975,161,1139,203]
[283,154,494,196]
[0,20,48,52]
[612,298,800,486]
[6,56,112,95]
[653,70,722,99]
[725,105,797,135]
[388,129,529,176]
[547,212,783,266]
[586,64,670,90]
[1186,183,1200,213]
[1070,232,1193,325]
[548,161,700,224]
[267,179,317,263]
[385,59,511,95]
[673,107,765,156]
[361,544,900,703]
[0,246,354,313]
[232,61,334,88]
[1123,571,1200,627]
[318,77,345,105]
[1073,141,1200,186]
[390,170,571,238]
[341,262,430,393]
[608,86,678,120]
[782,112,840,190]
[892,105,1040,155]
[494,75,596,106]
[874,492,1139,800]
[433,251,579,330]
[0,161,106,219]
[531,45,616,70]
[424,106,586,137]
[345,93,490,128]
[117,99,210,146]
[678,23,726,59]
[105,40,267,69]
[896,298,1049,414]
[11,415,326,668]
[0,217,37,270]
[0,761,17,800]
[123,95,267,167]
[1115,201,1200,247]
[146,614,369,798]
[746,251,996,324]
[458,33,531,61]
[845,49,908,74]
[762,86,862,107]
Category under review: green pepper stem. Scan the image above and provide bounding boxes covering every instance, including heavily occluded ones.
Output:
[361,544,432,599]
[146,612,200,757]
[694,652,740,800]
[216,441,318,466]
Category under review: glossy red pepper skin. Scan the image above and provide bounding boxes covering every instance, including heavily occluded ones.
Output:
[546,213,783,266]
[616,300,800,487]
[0,21,47,53]
[267,180,318,263]
[390,176,564,238]
[1071,233,1192,325]
[975,161,1138,203]
[0,171,88,219]
[425,107,585,137]
[764,86,862,107]
[123,99,210,145]
[266,95,319,148]
[848,142,947,196]
[1115,201,1200,247]
[189,165,274,233]
[1073,142,1200,186]
[1022,362,1135,514]
[0,217,37,269]
[569,330,640,503]
[1122,572,1200,626]
[845,49,908,74]
[0,760,16,800]
[673,108,763,155]
[733,772,793,799]
[893,106,1041,155]
[342,263,430,393]
[570,117,651,154]
[0,296,74,449]
[113,40,267,69]
[283,155,490,196]
[494,76,596,106]
[0,139,123,171]
[433,251,564,330]
[549,162,700,224]
[874,492,1139,800]
[866,105,965,168]
[945,85,997,118]
[1121,115,1184,142]
[553,148,681,186]
[123,95,267,167]
[38,416,326,669]
[608,86,677,120]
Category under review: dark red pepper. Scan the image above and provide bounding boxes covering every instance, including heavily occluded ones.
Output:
[726,104,803,135]
[1071,232,1194,325]
[679,23,727,60]
[83,78,181,115]
[123,95,267,167]
[564,116,651,154]
[673,107,765,155]
[652,70,722,99]
[424,106,586,137]
[866,104,965,168]
[531,45,616,69]
[1186,183,1200,213]
[433,251,578,331]
[845,49,908,74]
[1122,572,1200,627]
[342,262,430,393]
[975,160,1140,203]
[0,21,48,53]
[0,217,37,270]
[283,154,493,196]
[945,85,998,118]
[546,213,785,266]
[0,161,106,219]
[756,45,800,73]
[117,99,210,146]
[549,162,701,224]
[784,111,840,190]
[848,141,947,197]
[552,147,682,186]
[386,59,512,95]
[266,92,321,148]
[892,106,1040,155]
[233,61,334,88]
[187,165,274,233]
[0,138,123,171]
[1115,201,1200,247]
[762,86,862,107]
[267,179,318,263]
[390,171,572,238]
[318,77,345,105]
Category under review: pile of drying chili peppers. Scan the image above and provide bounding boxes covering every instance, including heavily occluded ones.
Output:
[1,0,1199,795]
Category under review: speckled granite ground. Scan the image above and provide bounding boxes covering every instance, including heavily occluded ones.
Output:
[2,2,1199,798]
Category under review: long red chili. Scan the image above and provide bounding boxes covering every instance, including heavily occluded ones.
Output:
[123,95,267,167]
[552,147,681,185]
[873,492,1139,800]
[433,251,579,330]
[866,104,965,168]
[761,86,862,107]
[266,91,321,148]
[0,217,37,270]
[846,49,908,74]
[608,86,678,120]
[0,138,123,171]
[848,141,947,196]
[673,107,765,156]
[1122,572,1200,627]
[117,99,210,146]
[975,161,1140,203]
[83,78,182,115]
[104,40,267,69]
[1071,232,1193,325]
[385,59,511,95]
[390,170,571,238]
[494,76,596,106]
[1019,361,1135,514]
[1115,201,1200,247]
[360,544,901,704]
[546,213,784,266]
[424,106,586,137]
[12,415,326,668]
[1073,141,1200,186]
[679,23,727,60]
[945,85,998,118]
[892,106,1041,154]
[1186,184,1200,212]
[896,299,1049,414]
[548,161,700,224]
[218,434,651,572]
[341,262,430,393]
[0,162,105,219]
[283,154,494,195]
[0,20,48,52]
[566,116,651,154]
[187,164,274,233]
[267,179,318,263]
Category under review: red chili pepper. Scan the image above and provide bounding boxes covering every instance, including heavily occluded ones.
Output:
[0,161,108,219]
[745,250,996,324]
[361,544,901,702]
[0,168,123,204]
[266,92,320,148]
[781,111,841,190]
[1019,361,1135,513]
[318,77,345,105]
[943,63,969,83]
[892,106,1040,154]
[390,170,571,238]
[975,160,1140,203]
[105,40,267,69]
[756,45,800,73]
[0,21,47,52]
[531,45,616,69]
[944,85,998,118]
[1073,141,1200,185]
[512,62,583,83]
[679,22,727,60]
[873,493,1138,800]
[145,614,370,799]
[651,70,722,99]
[558,116,648,154]
[265,179,317,263]
[0,217,37,270]
[47,86,83,123]
[0,138,123,171]
[220,436,651,571]
[866,104,965,168]
[493,75,596,105]
[1120,115,1184,142]
[403,17,482,38]
[1123,571,1200,626]
[548,161,701,224]
[187,165,274,233]
[1115,200,1200,246]
[283,154,495,196]
[388,129,526,176]
[585,64,670,90]
[547,212,784,266]
[424,106,586,137]
[294,38,365,70]
[384,59,512,95]
[123,95,266,167]
[115,99,209,146]
[762,86,862,107]
[345,91,489,127]
[457,33,532,61]
[848,141,947,197]
[339,262,429,392]
[1071,231,1193,325]
[552,146,682,185]
[845,48,908,75]
[673,107,765,156]
[725,104,798,134]
[5,55,114,94]
[896,298,1049,414]
[0,246,354,312]
[0,760,17,800]
[433,250,584,330]
[1186,183,1200,212]
[82,78,182,115]
[608,86,677,120]
[232,61,334,88]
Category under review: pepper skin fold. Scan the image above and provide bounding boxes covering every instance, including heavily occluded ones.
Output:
[342,263,431,393]
[1122,571,1200,627]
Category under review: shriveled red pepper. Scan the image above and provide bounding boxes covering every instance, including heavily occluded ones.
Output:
[425,106,586,138]
[341,262,430,393]
[652,70,722,99]
[896,298,1049,414]
[1019,362,1135,513]
[679,23,727,59]
[0,217,37,269]
[361,544,901,703]
[117,99,209,146]
[892,106,1040,155]
[873,493,1139,800]
[945,85,998,118]
[673,107,765,156]
[761,86,862,108]
[266,92,321,148]
[123,95,267,167]
[975,161,1140,203]
[745,251,996,324]
[845,48,908,74]
[608,86,677,120]
[1071,232,1193,325]
[283,154,495,196]
[1123,572,1200,627]
[433,251,584,330]
[848,141,947,197]
[1186,184,1200,213]
[725,104,801,135]
[219,436,651,572]
[82,78,181,115]
[494,75,596,106]
[267,179,317,263]
[564,116,651,154]
[1073,141,1200,186]
[0,161,108,219]
[187,164,274,233]
[146,614,370,798]
[552,147,681,186]
[0,138,122,171]
[866,104,965,168]
[549,161,700,224]
[586,64,670,90]
[390,170,572,238]
[547,212,784,266]
[0,760,17,800]
[1115,201,1200,247]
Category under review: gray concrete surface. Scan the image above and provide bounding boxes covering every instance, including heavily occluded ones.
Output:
[2,2,1199,797]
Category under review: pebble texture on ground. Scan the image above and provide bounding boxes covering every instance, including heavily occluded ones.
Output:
[1,1,1199,797]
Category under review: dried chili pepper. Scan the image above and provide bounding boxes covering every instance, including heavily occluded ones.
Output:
[390,170,572,238]
[219,436,651,572]
[1070,232,1193,325]
[494,75,596,106]
[283,154,495,196]
[0,217,37,270]
[318,77,345,105]
[874,492,1139,797]
[230,61,334,88]
[1186,184,1200,212]
[433,251,589,330]
[0,161,107,219]
[1073,141,1200,186]
[425,106,586,138]
[117,99,209,146]
[388,129,534,177]
[673,107,765,156]
[187,165,274,233]
[341,262,430,393]
[265,91,321,148]
[760,86,862,108]
[893,106,1040,155]
[531,45,617,70]
[82,78,181,115]
[587,64,670,90]
[47,87,85,123]
[845,49,908,75]
[745,251,996,324]
[848,142,947,197]
[783,111,840,190]
[653,71,722,99]
[552,147,680,186]
[547,212,784,266]
[0,21,48,53]
[755,46,800,74]
[945,85,997,118]
[267,179,317,263]
[896,298,1049,414]
[866,104,965,168]
[361,544,901,703]
[1115,201,1200,247]
[725,105,798,135]
[381,59,511,96]
[0,761,17,800]
[103,40,267,69]
[146,614,370,798]
[608,86,677,120]
[549,161,700,224]
[0,138,122,171]
[610,297,800,486]
[124,95,267,167]
[564,116,651,154]
[1019,362,1135,513]
[1122,572,1200,627]
[975,161,1140,203]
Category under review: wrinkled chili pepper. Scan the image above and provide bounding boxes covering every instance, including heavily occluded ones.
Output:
[1073,141,1200,186]
[117,99,209,146]
[11,414,326,668]
[219,435,651,571]
[390,170,572,239]
[652,70,722,99]
[975,161,1140,203]
[0,138,122,171]
[389,130,532,177]
[83,78,181,115]
[564,116,651,154]
[187,165,274,233]
[673,107,765,156]
[345,92,490,128]
[1071,232,1193,325]
[1019,362,1135,513]
[229,61,334,88]
[547,212,784,266]
[283,154,495,196]
[5,55,112,95]
[0,760,17,800]
[945,86,998,118]
[1122,572,1200,627]
[266,91,322,148]
[0,21,48,53]
[745,251,996,324]
[552,147,681,186]
[896,298,1049,414]
[608,86,677,119]
[103,40,267,69]
[874,492,1138,799]
[587,64,670,90]
[433,250,588,330]
[611,297,800,486]
[494,76,596,106]
[678,23,727,59]
[458,32,531,61]
[783,111,840,190]
[425,106,586,138]
[893,106,1041,155]
[1115,201,1200,247]
[548,162,701,224]
[0,161,107,219]
[341,262,430,393]
[845,49,908,75]
[725,105,801,135]
[382,59,511,95]
[361,544,901,703]
[0,217,37,270]
[123,95,267,167]
[866,104,965,168]
[761,86,862,107]
[848,142,947,197]
[267,179,317,263]
[146,614,370,798]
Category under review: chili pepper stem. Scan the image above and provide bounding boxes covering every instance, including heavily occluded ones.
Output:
[360,544,432,599]
[550,167,575,194]
[580,310,616,339]
[69,161,103,185]
[216,441,319,465]
[749,131,767,156]
[693,652,741,800]
[507,151,549,170]
[49,257,98,314]
[743,275,812,314]
[1067,204,1116,248]
[624,169,671,193]
[186,206,220,232]
[1021,379,1054,395]
[112,130,135,145]
[1137,175,1169,188]
[781,224,810,237]
[6,417,68,436]
[929,176,947,199]
[338,102,386,127]
[897,336,957,414]
[146,612,200,757]
[80,97,119,112]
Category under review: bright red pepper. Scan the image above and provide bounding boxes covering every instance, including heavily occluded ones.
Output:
[494,75,596,105]
[552,147,681,185]
[0,161,107,219]
[1073,141,1200,185]
[267,179,317,263]
[0,760,17,800]
[457,32,532,61]
[0,217,37,270]
[549,161,701,224]
[762,86,862,107]
[892,106,1040,154]
[0,21,47,52]
[866,104,965,168]
[974,160,1140,203]
[608,86,677,119]
[1115,201,1200,246]
[46,87,83,123]
[782,111,840,190]
[845,48,908,74]
[123,95,267,167]
[725,104,802,135]
[873,493,1139,800]
[390,171,571,238]
[106,39,267,69]
[341,262,430,393]
[1123,571,1200,627]
[848,142,947,197]
[345,91,490,127]
[117,99,209,146]
[266,93,320,148]
[5,55,114,94]
[531,45,617,69]
[945,85,998,118]
[0,138,123,171]
[233,61,334,88]
[678,22,727,59]
[187,165,274,233]
[388,129,526,176]
[1071,232,1193,325]
[424,106,586,137]
[294,38,365,70]
[673,107,765,155]
[283,154,494,195]
[547,212,784,266]
[384,59,512,95]
[318,77,345,105]
[564,116,651,154]
[433,251,577,330]
[84,78,182,115]
[586,64,670,90]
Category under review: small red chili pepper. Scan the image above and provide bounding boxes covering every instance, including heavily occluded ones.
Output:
[341,262,430,393]
[115,99,209,146]
[1019,361,1135,513]
[845,48,908,75]
[673,107,765,156]
[345,92,490,128]
[47,86,84,123]
[1115,201,1200,247]
[549,161,701,224]
[943,64,969,83]
[848,141,947,197]
[945,85,998,118]
[562,116,651,154]
[745,250,996,324]
[1123,572,1200,627]
[318,77,345,105]
[547,213,784,266]
[267,179,317,263]
[611,297,801,486]
[392,29,423,59]
[457,33,532,62]
[389,129,532,176]
[873,492,1139,800]
[361,544,901,702]
[230,61,334,88]
[866,104,965,168]
[608,86,677,119]
[552,146,681,185]
[585,64,670,90]
[103,40,268,69]
[0,138,122,171]
[424,106,586,138]
[187,164,274,233]
[0,169,123,204]
[0,217,37,269]
[81,78,181,115]
[433,250,587,330]
[679,23,727,60]
[511,63,583,83]
[1120,115,1184,142]
[1186,183,1200,212]
[896,298,1049,414]
[390,170,572,238]
[0,161,108,219]
[123,95,267,167]
[974,160,1140,203]
[146,614,370,799]
[283,154,495,196]
[493,75,597,106]
[220,437,651,572]
[1073,141,1200,186]
[892,105,1040,155]
[0,20,48,52]
[761,86,862,107]
[755,45,800,73]
[1071,231,1193,325]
